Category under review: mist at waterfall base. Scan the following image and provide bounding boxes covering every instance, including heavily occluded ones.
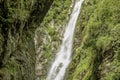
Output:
[46,0,84,80]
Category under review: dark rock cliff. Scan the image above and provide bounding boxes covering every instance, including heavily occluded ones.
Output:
[0,0,53,80]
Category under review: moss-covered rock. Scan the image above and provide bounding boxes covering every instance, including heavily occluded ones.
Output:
[0,0,53,80]
[35,0,72,79]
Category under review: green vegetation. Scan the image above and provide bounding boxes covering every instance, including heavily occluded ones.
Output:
[43,0,71,26]
[0,0,53,80]
[66,0,120,80]
[1,0,120,80]
[35,0,72,79]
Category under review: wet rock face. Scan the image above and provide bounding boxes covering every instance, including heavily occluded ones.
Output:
[0,0,53,80]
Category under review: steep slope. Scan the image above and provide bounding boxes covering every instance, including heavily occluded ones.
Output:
[66,0,120,80]
[35,0,72,79]
[0,0,53,80]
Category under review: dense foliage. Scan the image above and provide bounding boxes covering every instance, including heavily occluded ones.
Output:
[0,0,120,80]
[66,0,120,80]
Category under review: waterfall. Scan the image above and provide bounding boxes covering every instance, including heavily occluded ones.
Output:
[46,0,84,80]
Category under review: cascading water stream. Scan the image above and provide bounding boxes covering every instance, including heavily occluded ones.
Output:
[46,0,84,80]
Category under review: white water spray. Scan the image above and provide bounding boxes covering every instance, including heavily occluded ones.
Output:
[46,0,84,80]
